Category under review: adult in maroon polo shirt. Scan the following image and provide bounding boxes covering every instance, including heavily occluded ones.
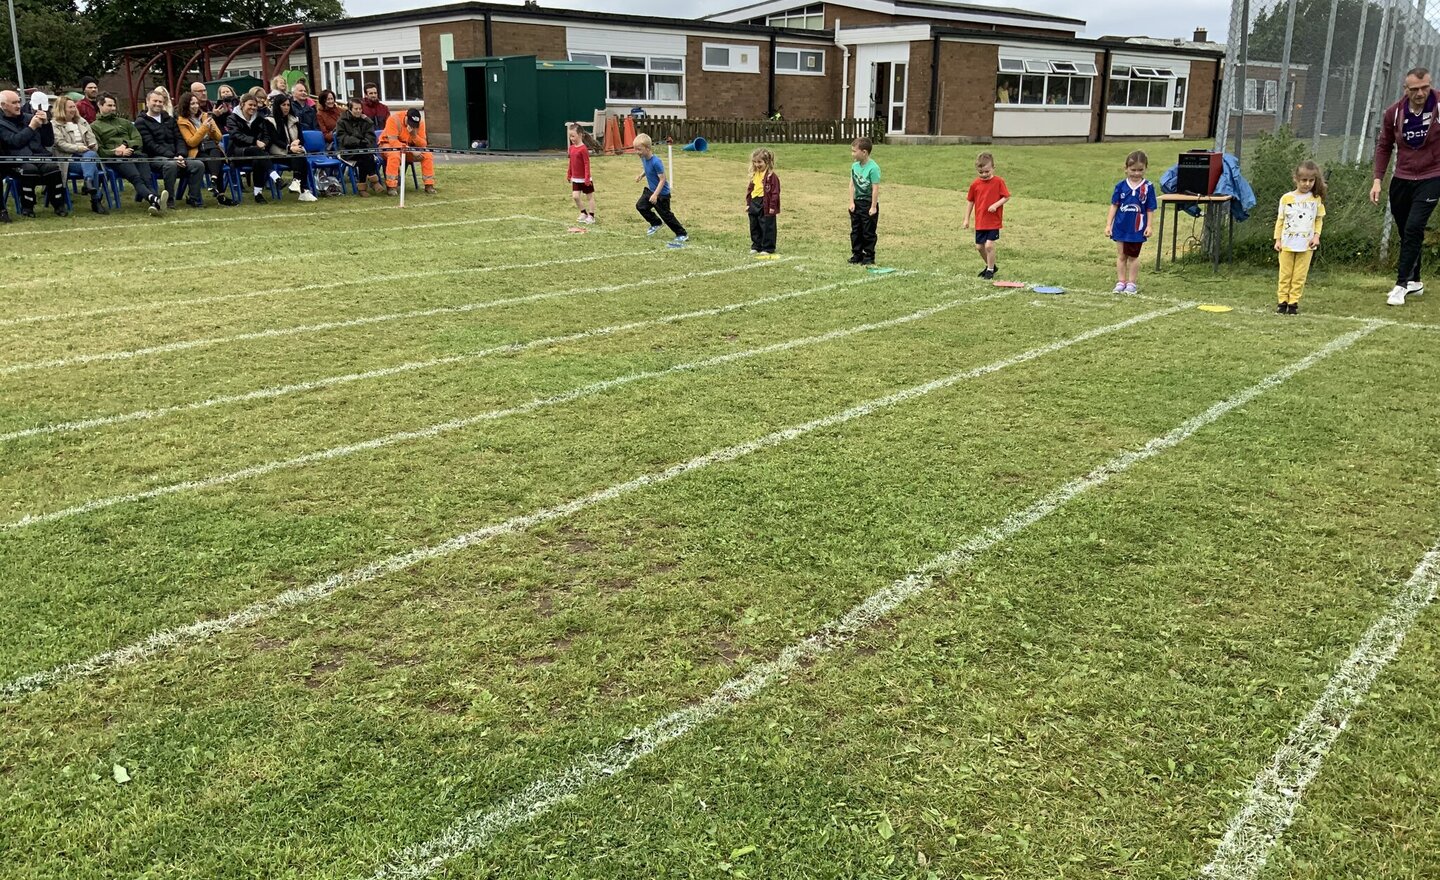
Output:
[1371,66,1440,306]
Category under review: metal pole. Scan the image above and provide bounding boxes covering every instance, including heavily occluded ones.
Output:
[6,0,23,93]
[1357,0,1395,163]
[1236,0,1250,162]
[1341,0,1372,160]
[1213,0,1248,152]
[1276,0,1298,132]
[1312,0,1341,153]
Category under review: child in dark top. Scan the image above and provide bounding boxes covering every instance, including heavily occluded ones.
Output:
[633,133,688,245]
[963,151,1010,279]
[1104,150,1157,294]
[745,147,781,256]
[566,122,599,224]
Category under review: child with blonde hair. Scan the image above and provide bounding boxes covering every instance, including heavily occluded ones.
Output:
[1273,160,1327,315]
[745,147,781,256]
[963,151,1009,278]
[633,133,688,245]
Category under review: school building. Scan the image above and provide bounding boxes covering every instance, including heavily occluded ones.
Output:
[116,0,1228,148]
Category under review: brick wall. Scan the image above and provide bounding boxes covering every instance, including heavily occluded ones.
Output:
[686,36,770,117]
[489,20,568,58]
[418,21,485,146]
[936,41,996,139]
[775,48,841,119]
[1185,60,1217,139]
[905,41,933,135]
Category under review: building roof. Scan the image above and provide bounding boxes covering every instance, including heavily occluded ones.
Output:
[705,0,1084,32]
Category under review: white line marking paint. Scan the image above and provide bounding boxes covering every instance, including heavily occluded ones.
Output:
[0,262,785,444]
[0,194,547,239]
[0,301,1186,699]
[361,320,1381,880]
[0,250,673,376]
[1198,537,1440,880]
[0,217,551,295]
[0,240,648,330]
[0,271,905,526]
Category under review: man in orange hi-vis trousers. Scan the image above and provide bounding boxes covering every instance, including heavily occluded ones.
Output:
[381,107,435,194]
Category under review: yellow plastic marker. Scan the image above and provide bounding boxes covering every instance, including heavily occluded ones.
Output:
[1197,304,1233,313]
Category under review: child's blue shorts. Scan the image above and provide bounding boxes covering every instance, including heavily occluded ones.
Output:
[974,229,1000,244]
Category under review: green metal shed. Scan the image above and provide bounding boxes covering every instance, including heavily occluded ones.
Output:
[447,56,603,151]
[204,75,263,101]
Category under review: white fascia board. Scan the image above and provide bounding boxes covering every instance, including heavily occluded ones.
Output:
[837,24,933,45]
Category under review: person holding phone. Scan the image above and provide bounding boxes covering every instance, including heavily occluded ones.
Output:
[0,90,68,219]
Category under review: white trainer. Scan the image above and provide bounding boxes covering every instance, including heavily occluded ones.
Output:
[1406,280,1425,296]
[1112,282,1126,293]
[297,190,318,203]
[1387,285,1408,306]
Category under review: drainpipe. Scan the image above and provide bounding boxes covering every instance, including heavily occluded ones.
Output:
[1208,54,1222,140]
[768,33,777,117]
[835,19,849,118]
[484,10,493,55]
[927,32,940,135]
[1096,47,1113,141]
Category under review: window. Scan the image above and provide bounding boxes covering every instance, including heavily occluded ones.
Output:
[764,4,824,29]
[705,46,730,68]
[1239,77,1278,112]
[1263,79,1279,112]
[702,43,759,73]
[995,56,1095,107]
[775,47,825,75]
[569,52,687,104]
[1108,63,1175,109]
[330,53,422,102]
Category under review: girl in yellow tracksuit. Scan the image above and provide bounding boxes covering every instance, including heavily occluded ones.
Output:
[1273,160,1326,316]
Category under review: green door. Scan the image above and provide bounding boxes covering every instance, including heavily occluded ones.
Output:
[486,65,507,149]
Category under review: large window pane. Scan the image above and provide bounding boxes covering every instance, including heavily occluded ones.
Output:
[609,71,645,100]
[1173,76,1187,108]
[344,71,363,100]
[383,68,403,102]
[1109,77,1129,106]
[996,73,1019,104]
[704,46,729,68]
[775,50,797,71]
[1070,76,1091,105]
[404,68,423,101]
[1019,74,1043,105]
[1148,79,1167,108]
[1046,75,1069,105]
[650,74,683,101]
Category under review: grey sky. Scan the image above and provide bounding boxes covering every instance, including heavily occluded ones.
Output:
[341,0,1234,43]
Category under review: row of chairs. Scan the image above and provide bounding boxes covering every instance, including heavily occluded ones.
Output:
[5,129,420,213]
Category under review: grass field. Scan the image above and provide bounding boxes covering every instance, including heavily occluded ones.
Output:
[2,138,1438,880]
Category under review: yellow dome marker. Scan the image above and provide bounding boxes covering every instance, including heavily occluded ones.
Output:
[1197,304,1233,313]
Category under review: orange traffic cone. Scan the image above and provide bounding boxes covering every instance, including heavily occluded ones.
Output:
[603,114,622,154]
[622,115,637,150]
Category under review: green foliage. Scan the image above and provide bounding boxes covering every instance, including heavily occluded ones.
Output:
[1234,128,1395,268]
[0,0,99,88]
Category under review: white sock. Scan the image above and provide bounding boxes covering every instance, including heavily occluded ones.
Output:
[253,186,262,196]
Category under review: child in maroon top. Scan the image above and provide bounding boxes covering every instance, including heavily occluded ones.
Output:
[744,147,781,255]
[567,122,599,224]
[963,151,1011,279]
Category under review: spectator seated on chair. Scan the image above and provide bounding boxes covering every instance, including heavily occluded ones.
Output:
[223,94,278,204]
[380,106,435,194]
[336,96,385,195]
[268,74,288,100]
[0,89,69,220]
[135,88,205,208]
[290,82,318,131]
[267,96,317,202]
[210,90,236,140]
[188,81,211,115]
[315,89,340,146]
[76,77,100,123]
[361,83,389,132]
[177,92,236,206]
[50,94,107,214]
[151,86,174,117]
[91,93,164,215]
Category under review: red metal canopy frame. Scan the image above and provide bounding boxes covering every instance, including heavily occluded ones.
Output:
[116,24,307,114]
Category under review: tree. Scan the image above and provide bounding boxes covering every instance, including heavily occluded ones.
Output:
[0,0,100,88]
[86,0,344,64]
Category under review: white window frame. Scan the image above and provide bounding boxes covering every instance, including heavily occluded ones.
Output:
[995,56,1094,108]
[702,43,760,74]
[765,4,824,29]
[775,47,825,76]
[1108,63,1173,110]
[568,51,687,105]
[329,53,423,103]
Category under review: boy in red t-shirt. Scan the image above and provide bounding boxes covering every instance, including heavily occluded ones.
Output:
[962,151,1011,279]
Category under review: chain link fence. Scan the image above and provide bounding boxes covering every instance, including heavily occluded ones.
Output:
[1212,0,1440,263]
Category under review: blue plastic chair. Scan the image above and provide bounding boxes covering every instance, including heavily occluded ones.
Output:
[67,162,120,210]
[222,134,281,203]
[301,129,353,194]
[5,175,72,214]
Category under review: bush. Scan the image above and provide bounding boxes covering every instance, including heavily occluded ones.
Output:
[1232,128,1437,270]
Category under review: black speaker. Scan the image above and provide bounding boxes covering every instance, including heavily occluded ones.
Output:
[1176,150,1222,195]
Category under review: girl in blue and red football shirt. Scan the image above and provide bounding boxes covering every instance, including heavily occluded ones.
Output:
[1105,150,1157,294]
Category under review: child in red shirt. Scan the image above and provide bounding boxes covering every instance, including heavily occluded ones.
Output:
[567,122,598,224]
[962,151,1011,279]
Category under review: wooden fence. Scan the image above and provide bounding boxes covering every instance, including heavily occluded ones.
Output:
[632,116,885,145]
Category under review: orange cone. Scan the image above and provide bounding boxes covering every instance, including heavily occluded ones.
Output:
[603,115,622,154]
[622,115,637,150]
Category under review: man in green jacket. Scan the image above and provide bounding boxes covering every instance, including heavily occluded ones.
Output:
[91,93,163,215]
